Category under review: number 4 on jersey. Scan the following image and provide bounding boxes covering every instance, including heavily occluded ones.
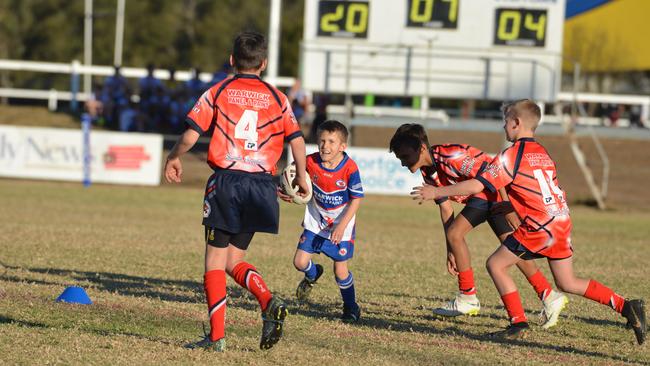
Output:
[533,169,564,205]
[234,109,259,151]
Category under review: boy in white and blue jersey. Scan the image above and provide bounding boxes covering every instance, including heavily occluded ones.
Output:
[283,120,364,322]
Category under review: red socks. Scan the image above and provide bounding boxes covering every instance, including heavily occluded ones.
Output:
[458,268,477,295]
[526,270,553,301]
[501,291,528,324]
[204,269,227,341]
[584,279,625,313]
[231,262,272,311]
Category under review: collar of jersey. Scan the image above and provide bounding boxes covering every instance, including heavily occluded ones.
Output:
[234,73,261,80]
[517,137,536,142]
[317,152,349,172]
[428,146,437,170]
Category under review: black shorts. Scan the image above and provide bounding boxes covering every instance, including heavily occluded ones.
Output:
[202,169,279,234]
[205,227,254,250]
[459,203,513,238]
[502,235,546,260]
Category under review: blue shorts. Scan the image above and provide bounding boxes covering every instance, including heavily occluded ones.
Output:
[297,230,354,262]
[202,169,279,234]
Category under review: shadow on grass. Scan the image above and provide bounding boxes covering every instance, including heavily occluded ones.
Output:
[0,314,179,346]
[290,300,648,365]
[0,262,255,309]
[571,314,626,328]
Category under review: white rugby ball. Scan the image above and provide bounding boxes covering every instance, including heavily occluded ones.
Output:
[281,163,312,204]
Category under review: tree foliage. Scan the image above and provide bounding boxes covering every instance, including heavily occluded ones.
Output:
[0,0,304,90]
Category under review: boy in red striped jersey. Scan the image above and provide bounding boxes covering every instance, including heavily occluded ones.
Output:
[390,124,567,328]
[164,31,309,351]
[413,99,646,343]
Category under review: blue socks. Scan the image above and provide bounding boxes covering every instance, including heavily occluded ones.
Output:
[336,271,357,309]
[302,259,318,280]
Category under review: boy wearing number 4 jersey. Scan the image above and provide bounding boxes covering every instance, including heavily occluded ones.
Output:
[165,32,310,352]
[412,99,647,343]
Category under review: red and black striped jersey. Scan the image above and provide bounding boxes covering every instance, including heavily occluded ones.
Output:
[477,138,571,253]
[420,144,493,204]
[185,74,303,174]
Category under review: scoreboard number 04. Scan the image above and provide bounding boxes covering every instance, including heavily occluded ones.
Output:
[493,8,547,47]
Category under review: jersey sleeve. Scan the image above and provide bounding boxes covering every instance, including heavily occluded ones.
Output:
[347,161,364,199]
[280,94,303,141]
[184,88,215,135]
[443,146,487,179]
[477,147,516,193]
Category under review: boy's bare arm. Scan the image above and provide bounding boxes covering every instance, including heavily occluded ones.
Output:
[438,200,458,275]
[289,136,309,195]
[412,179,484,203]
[496,187,520,229]
[439,200,454,230]
[164,129,201,183]
[330,198,361,244]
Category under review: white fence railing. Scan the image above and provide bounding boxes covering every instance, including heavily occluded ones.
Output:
[1,59,648,128]
[0,59,295,110]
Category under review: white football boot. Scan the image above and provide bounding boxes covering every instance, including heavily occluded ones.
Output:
[433,293,480,317]
[539,290,569,329]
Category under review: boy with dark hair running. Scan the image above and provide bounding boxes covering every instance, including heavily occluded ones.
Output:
[280,120,364,322]
[412,99,646,343]
[390,123,567,328]
[164,31,310,352]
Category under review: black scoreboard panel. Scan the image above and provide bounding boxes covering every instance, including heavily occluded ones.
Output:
[493,8,547,47]
[406,0,459,29]
[317,1,370,39]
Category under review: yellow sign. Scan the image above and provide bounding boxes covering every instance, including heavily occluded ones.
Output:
[564,0,650,71]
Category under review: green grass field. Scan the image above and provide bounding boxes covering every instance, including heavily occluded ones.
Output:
[1,178,649,365]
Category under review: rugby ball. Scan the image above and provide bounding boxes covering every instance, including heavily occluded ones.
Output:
[281,163,312,204]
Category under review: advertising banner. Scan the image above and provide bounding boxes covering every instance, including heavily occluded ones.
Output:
[290,144,423,195]
[0,125,163,186]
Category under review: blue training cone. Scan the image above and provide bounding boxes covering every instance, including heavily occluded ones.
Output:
[56,286,92,305]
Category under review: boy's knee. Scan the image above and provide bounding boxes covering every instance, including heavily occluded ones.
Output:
[554,279,572,293]
[225,260,242,276]
[485,256,500,275]
[333,263,349,280]
[447,227,463,245]
[293,257,309,271]
[485,258,494,274]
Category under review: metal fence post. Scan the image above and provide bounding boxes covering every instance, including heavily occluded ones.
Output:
[70,60,80,113]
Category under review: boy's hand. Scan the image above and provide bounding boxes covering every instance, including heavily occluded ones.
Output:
[410,184,437,204]
[277,186,293,203]
[164,157,183,183]
[504,211,522,230]
[330,225,344,245]
[447,251,459,276]
[294,175,310,198]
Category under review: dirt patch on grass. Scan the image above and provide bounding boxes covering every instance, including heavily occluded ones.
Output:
[0,105,81,128]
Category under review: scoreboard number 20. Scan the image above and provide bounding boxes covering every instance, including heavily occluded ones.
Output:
[493,8,547,47]
[317,1,369,38]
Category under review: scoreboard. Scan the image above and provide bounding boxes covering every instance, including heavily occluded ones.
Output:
[301,0,565,102]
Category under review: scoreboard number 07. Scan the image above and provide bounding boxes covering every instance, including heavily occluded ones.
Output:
[406,0,459,29]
